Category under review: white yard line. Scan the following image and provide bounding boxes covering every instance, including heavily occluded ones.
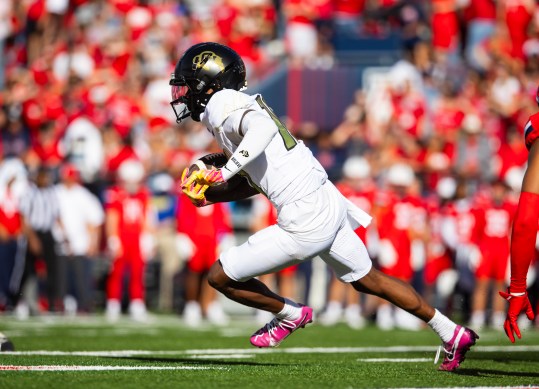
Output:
[399,387,535,389]
[189,354,255,359]
[0,365,215,371]
[3,345,539,357]
[357,358,432,363]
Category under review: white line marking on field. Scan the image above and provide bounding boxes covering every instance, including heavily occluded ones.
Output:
[400,387,535,389]
[189,354,255,359]
[4,344,539,357]
[357,358,432,363]
[0,365,215,371]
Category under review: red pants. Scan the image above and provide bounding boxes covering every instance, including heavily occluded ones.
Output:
[107,240,145,300]
[476,241,509,282]
[188,241,217,273]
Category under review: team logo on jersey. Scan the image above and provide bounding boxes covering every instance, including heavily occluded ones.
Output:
[239,150,249,157]
[192,51,224,72]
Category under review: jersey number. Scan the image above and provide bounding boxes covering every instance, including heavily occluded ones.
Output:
[256,95,297,151]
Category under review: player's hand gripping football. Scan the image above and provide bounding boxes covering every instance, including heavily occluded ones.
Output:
[499,290,535,343]
[189,167,225,186]
[180,167,209,207]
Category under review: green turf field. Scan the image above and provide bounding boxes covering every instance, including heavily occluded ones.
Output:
[1,315,538,388]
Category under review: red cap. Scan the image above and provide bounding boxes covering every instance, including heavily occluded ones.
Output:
[148,116,169,132]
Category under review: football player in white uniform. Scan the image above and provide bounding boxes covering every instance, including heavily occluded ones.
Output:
[171,42,478,371]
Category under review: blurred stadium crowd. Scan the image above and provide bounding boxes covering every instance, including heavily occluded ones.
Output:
[0,0,538,332]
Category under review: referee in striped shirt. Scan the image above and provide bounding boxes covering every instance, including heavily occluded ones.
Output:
[18,166,62,313]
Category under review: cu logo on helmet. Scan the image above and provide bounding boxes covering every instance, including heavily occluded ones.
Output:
[192,51,224,71]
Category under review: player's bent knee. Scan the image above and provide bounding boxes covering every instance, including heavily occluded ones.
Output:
[351,267,383,295]
[207,260,233,291]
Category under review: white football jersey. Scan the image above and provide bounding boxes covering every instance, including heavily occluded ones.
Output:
[201,89,327,209]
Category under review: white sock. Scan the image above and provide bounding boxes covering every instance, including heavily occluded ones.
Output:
[276,298,302,320]
[428,309,457,343]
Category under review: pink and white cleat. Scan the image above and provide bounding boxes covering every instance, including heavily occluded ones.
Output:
[435,325,479,371]
[250,306,314,348]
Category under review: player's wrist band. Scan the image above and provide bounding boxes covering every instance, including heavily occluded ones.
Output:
[194,160,207,170]
[510,292,526,296]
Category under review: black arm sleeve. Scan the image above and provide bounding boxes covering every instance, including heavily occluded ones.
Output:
[198,152,260,203]
[206,178,259,203]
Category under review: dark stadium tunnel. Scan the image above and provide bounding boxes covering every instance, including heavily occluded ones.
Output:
[101,355,288,367]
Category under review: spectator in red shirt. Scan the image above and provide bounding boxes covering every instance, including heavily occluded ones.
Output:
[27,121,63,171]
[502,0,535,61]
[333,0,364,37]
[454,113,494,183]
[431,0,460,58]
[431,79,465,146]
[464,0,496,71]
[283,0,320,66]
[496,126,528,180]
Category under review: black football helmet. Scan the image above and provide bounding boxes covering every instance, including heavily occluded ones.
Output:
[170,42,247,122]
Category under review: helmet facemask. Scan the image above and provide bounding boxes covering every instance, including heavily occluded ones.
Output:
[170,77,213,123]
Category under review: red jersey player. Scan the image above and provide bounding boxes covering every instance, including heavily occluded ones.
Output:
[439,180,483,290]
[423,178,456,308]
[471,180,516,328]
[377,164,427,284]
[375,163,428,330]
[499,87,539,342]
[105,159,155,322]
